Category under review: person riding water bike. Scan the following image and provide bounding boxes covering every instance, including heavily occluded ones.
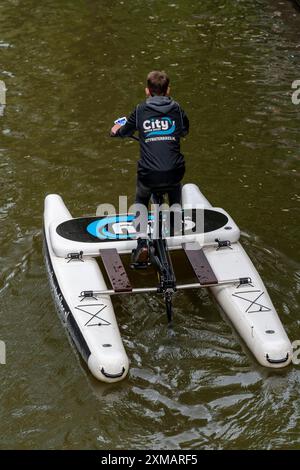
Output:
[110,70,189,264]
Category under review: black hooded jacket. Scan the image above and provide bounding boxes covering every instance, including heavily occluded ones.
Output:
[116,96,189,186]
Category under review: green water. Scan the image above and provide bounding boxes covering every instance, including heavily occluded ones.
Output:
[0,0,300,450]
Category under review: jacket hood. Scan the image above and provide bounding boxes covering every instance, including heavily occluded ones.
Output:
[146,95,175,113]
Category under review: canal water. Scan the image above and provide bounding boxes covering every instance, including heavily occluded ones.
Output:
[0,0,299,449]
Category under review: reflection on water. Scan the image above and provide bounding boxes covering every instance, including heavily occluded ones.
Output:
[0,0,300,450]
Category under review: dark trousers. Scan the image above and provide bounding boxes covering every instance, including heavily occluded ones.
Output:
[135,178,182,207]
[134,178,182,239]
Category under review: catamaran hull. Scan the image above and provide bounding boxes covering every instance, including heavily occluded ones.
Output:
[44,194,129,383]
[182,184,292,368]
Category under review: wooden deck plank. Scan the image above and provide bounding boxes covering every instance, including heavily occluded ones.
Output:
[183,243,218,286]
[100,249,132,293]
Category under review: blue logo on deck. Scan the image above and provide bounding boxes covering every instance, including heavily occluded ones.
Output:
[87,214,154,240]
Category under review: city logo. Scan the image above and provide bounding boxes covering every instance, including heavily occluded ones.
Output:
[143,117,175,136]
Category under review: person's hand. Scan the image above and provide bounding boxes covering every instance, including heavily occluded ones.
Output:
[110,123,121,136]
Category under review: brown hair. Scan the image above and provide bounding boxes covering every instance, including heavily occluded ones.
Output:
[147,71,170,96]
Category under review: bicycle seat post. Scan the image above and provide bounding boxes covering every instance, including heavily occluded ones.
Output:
[149,187,177,325]
[152,190,164,239]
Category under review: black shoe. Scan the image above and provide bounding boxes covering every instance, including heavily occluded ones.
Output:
[131,239,149,267]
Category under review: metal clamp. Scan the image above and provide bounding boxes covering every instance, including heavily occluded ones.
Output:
[65,251,83,262]
[215,239,232,250]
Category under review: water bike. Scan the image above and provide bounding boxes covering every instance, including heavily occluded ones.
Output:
[43,182,292,382]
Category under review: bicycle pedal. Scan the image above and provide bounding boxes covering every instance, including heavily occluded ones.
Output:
[130,262,149,270]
